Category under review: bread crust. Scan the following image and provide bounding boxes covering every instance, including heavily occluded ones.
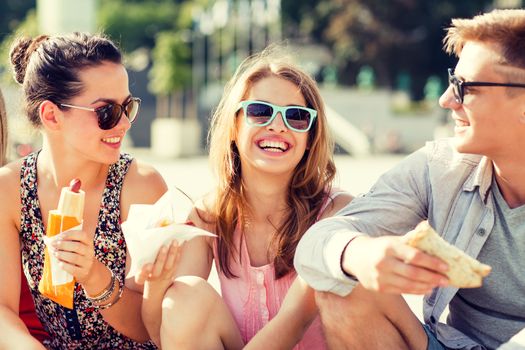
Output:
[403,221,491,288]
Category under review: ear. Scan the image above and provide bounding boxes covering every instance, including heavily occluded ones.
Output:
[39,100,61,131]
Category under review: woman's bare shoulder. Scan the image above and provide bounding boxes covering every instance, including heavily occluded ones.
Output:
[319,191,353,219]
[0,159,24,198]
[122,158,168,204]
[0,159,24,224]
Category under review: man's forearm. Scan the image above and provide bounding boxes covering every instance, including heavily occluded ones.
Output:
[294,217,362,296]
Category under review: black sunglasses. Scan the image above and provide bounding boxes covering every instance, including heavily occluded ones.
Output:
[448,68,525,104]
[60,97,141,130]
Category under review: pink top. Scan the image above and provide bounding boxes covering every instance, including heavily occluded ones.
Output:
[213,192,344,349]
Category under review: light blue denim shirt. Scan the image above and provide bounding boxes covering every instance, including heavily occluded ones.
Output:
[294,138,495,350]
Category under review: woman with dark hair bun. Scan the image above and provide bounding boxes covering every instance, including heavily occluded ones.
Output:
[0,32,169,349]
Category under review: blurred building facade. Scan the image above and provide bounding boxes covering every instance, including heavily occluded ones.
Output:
[37,0,96,34]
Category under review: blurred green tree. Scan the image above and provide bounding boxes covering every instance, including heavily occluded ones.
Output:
[149,31,192,118]
[0,8,38,83]
[1,0,198,118]
[98,0,180,53]
[0,0,35,44]
[281,0,494,99]
[99,0,196,119]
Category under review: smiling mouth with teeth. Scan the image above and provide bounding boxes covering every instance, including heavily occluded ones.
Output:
[258,140,289,152]
[102,137,121,144]
[455,119,469,127]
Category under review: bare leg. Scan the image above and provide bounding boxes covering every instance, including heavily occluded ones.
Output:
[160,276,244,350]
[316,285,428,350]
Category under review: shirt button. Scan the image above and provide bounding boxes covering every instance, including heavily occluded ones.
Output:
[476,228,486,236]
[256,271,264,284]
[430,316,436,324]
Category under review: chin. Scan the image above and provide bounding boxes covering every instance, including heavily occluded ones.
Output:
[451,132,467,150]
[452,138,484,156]
[98,151,122,165]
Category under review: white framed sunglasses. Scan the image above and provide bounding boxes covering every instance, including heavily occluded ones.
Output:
[237,100,317,133]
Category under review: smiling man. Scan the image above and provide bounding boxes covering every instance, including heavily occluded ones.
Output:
[294,9,525,350]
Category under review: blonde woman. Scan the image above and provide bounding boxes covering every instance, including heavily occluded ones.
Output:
[139,47,352,349]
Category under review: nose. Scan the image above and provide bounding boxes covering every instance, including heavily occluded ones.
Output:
[116,110,132,131]
[438,85,461,110]
[267,112,287,132]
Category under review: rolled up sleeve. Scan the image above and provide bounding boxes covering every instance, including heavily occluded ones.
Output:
[295,146,431,297]
[295,217,363,296]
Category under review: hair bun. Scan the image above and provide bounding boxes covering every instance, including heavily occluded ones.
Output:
[10,35,49,85]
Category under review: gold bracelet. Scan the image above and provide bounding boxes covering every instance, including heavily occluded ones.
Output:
[98,277,124,310]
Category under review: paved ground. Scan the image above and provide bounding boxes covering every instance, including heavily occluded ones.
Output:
[131,149,426,320]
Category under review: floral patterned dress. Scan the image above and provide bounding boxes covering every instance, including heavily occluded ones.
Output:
[19,152,156,350]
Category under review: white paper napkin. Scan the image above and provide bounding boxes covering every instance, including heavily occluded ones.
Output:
[122,188,216,279]
[42,223,82,286]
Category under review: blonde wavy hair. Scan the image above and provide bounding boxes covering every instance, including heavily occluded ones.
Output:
[207,46,336,278]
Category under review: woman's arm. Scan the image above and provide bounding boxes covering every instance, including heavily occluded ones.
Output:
[245,276,317,350]
[139,241,182,347]
[0,166,46,349]
[246,192,355,349]
[106,160,168,341]
[0,306,46,350]
[59,160,168,342]
[139,203,215,346]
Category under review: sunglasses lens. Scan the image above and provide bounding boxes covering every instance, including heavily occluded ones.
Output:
[125,98,140,123]
[246,103,273,125]
[96,104,121,130]
[285,108,311,131]
[453,83,462,103]
[448,70,462,103]
[96,98,141,130]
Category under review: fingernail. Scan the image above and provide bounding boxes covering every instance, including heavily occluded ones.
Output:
[439,278,448,286]
[439,263,448,271]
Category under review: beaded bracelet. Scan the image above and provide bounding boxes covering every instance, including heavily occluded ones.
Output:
[97,277,124,310]
[84,269,116,304]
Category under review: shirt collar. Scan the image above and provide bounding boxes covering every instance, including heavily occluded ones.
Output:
[463,156,493,203]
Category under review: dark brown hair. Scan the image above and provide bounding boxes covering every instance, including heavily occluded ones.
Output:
[444,9,525,69]
[10,32,122,127]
